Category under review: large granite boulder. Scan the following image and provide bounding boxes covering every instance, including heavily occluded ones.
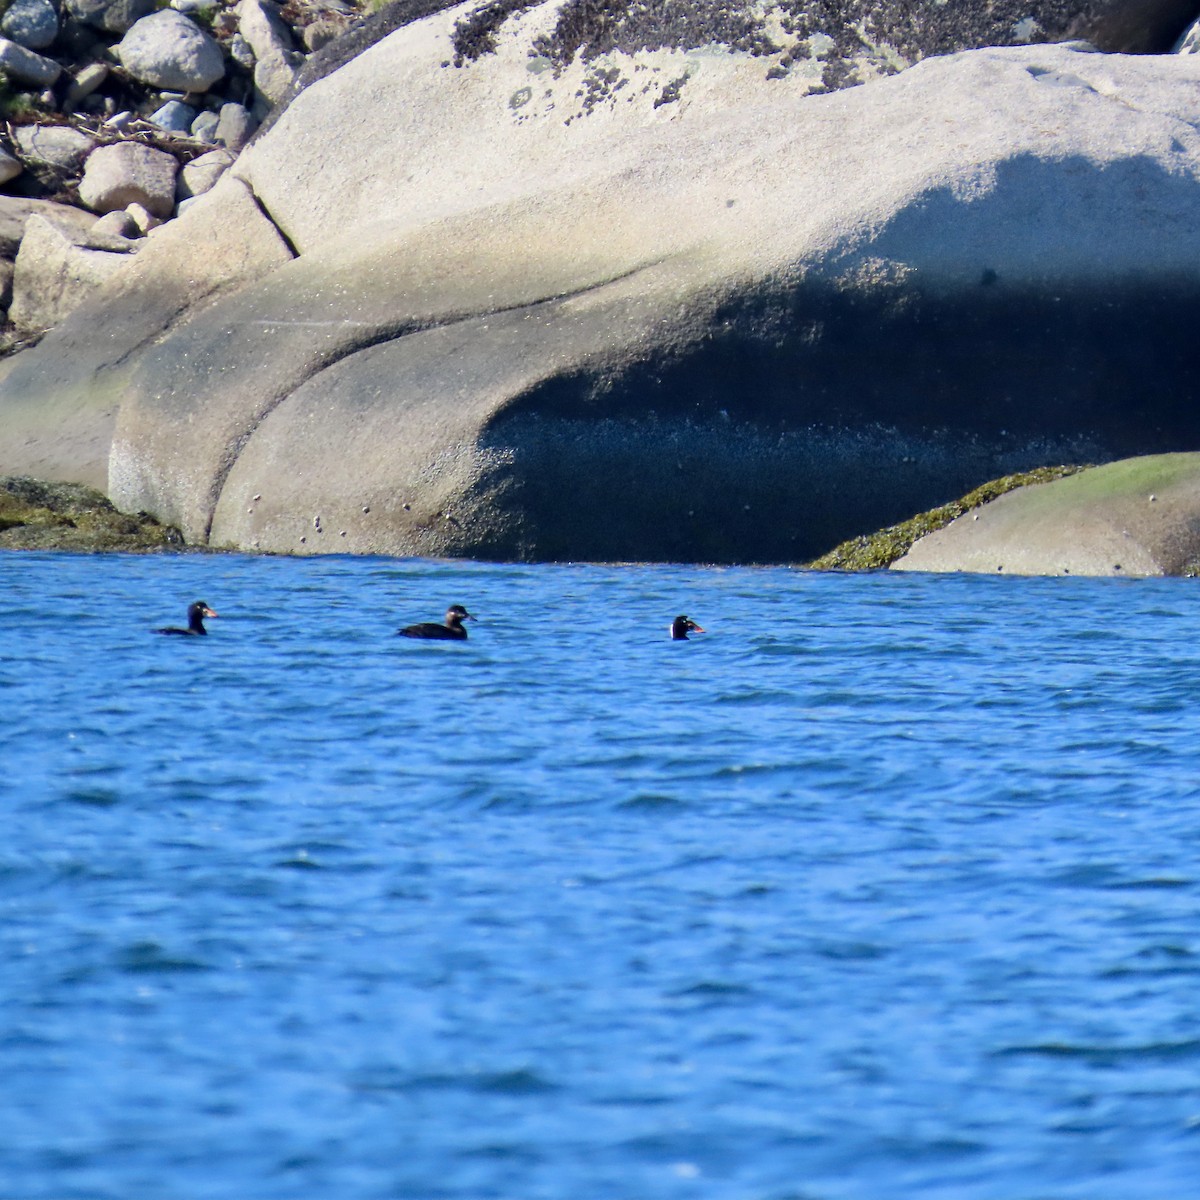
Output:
[893,453,1200,575]
[5,0,1200,559]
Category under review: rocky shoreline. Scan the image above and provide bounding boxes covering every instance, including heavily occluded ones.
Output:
[6,1,1200,572]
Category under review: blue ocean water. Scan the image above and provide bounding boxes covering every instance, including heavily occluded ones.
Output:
[3,550,1200,1199]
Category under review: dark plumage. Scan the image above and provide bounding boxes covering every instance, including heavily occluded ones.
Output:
[671,615,705,640]
[156,601,218,636]
[398,604,475,640]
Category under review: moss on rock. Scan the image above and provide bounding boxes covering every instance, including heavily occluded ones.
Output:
[806,464,1090,571]
[0,476,185,551]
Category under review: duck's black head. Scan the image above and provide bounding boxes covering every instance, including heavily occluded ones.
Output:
[671,615,705,640]
[188,601,218,632]
[446,604,475,627]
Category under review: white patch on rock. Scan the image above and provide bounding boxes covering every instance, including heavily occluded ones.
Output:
[1012,17,1042,44]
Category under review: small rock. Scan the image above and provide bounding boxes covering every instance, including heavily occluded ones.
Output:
[92,209,140,239]
[214,102,256,152]
[228,32,255,70]
[65,62,111,110]
[14,124,97,173]
[190,109,220,142]
[125,202,161,234]
[1,0,59,51]
[237,0,303,107]
[150,99,197,133]
[78,141,179,218]
[114,9,225,92]
[65,0,158,34]
[177,148,234,200]
[302,18,346,53]
[0,37,61,87]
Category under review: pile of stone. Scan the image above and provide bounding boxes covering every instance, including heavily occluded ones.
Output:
[0,0,363,334]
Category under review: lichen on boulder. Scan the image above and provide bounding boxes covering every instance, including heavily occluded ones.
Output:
[806,465,1090,570]
[0,474,184,550]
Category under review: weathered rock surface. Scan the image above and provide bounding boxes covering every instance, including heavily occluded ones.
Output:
[7,0,1200,563]
[893,453,1200,575]
[8,214,137,332]
[78,141,179,216]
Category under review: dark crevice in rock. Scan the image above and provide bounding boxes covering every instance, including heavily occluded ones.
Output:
[244,181,300,259]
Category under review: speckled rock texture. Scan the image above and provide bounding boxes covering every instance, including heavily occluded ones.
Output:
[5,0,1200,562]
[893,454,1200,576]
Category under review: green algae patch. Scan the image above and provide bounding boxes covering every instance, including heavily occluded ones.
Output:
[0,477,185,552]
[806,464,1091,571]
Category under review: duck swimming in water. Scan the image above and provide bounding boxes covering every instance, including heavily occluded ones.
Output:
[671,615,705,640]
[156,601,218,636]
[398,604,475,640]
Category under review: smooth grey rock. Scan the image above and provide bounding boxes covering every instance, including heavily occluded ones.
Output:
[0,37,61,86]
[65,63,111,110]
[0,0,59,50]
[177,148,234,200]
[214,102,256,151]
[9,215,135,332]
[1176,15,1200,51]
[190,110,221,142]
[65,0,157,35]
[114,10,225,92]
[237,0,303,106]
[13,125,97,173]
[0,149,22,186]
[92,210,139,238]
[78,142,179,217]
[150,100,198,133]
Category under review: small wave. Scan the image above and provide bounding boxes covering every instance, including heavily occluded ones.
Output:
[996,1038,1200,1064]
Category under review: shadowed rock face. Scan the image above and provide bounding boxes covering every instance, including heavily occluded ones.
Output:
[6,0,1200,564]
